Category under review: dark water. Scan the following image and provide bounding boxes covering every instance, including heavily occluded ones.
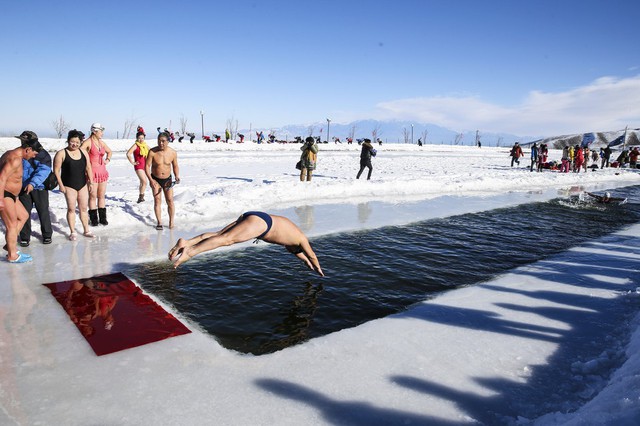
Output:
[123,186,640,355]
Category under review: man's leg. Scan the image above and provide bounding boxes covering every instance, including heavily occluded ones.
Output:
[165,188,175,228]
[18,192,33,244]
[154,190,163,227]
[2,198,28,260]
[170,215,266,267]
[32,189,52,241]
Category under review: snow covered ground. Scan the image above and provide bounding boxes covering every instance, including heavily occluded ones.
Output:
[1,139,639,424]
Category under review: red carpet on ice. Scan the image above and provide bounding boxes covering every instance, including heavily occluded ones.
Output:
[43,272,191,356]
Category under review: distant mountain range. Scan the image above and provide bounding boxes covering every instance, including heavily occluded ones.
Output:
[245,119,527,147]
[523,129,640,149]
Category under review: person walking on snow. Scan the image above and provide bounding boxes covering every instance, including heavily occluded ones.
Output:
[561,146,570,173]
[529,143,538,172]
[510,142,523,167]
[299,136,318,182]
[356,138,376,180]
[574,145,584,172]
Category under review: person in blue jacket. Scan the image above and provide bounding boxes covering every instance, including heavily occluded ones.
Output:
[19,131,53,246]
[529,143,538,172]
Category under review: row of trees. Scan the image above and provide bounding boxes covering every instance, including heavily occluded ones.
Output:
[51,113,189,140]
[51,114,435,144]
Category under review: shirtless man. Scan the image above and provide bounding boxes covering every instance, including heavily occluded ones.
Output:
[168,211,324,276]
[145,132,180,230]
[0,132,42,263]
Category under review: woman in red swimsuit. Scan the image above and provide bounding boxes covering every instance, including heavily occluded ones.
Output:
[126,131,150,203]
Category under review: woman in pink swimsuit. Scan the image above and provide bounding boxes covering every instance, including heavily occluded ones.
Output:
[81,123,112,226]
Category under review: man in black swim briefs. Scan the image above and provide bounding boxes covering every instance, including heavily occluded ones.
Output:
[239,211,273,239]
[146,132,181,230]
[168,212,324,276]
[151,174,173,190]
[0,132,41,263]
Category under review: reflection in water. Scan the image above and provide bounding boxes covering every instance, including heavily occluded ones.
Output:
[294,205,315,232]
[63,279,119,336]
[1,269,28,424]
[256,281,323,354]
[357,202,372,223]
[44,273,191,356]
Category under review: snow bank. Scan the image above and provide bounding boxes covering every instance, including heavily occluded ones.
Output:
[2,139,639,424]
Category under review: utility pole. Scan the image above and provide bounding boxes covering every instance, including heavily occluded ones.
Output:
[200,111,204,139]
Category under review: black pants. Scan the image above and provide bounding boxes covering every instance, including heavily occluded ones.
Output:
[19,189,52,242]
[357,158,373,180]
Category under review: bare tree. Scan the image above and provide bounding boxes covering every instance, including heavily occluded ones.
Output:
[51,115,70,139]
[421,129,429,144]
[307,125,315,137]
[122,112,139,139]
[180,114,188,134]
[401,127,411,144]
[454,133,464,145]
[371,123,382,143]
[226,116,239,139]
[348,124,357,140]
[496,137,504,147]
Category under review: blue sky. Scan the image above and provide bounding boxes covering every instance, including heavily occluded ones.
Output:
[2,0,639,138]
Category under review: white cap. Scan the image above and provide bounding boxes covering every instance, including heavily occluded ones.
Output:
[91,123,105,131]
[605,192,611,198]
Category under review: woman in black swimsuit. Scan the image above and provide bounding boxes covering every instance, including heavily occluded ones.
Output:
[53,130,95,241]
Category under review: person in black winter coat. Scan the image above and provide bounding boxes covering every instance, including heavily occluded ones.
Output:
[19,137,53,246]
[356,138,376,180]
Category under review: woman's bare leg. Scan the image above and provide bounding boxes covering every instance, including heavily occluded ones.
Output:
[64,188,79,235]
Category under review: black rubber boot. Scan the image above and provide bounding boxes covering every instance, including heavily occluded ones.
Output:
[89,209,99,226]
[98,208,108,225]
